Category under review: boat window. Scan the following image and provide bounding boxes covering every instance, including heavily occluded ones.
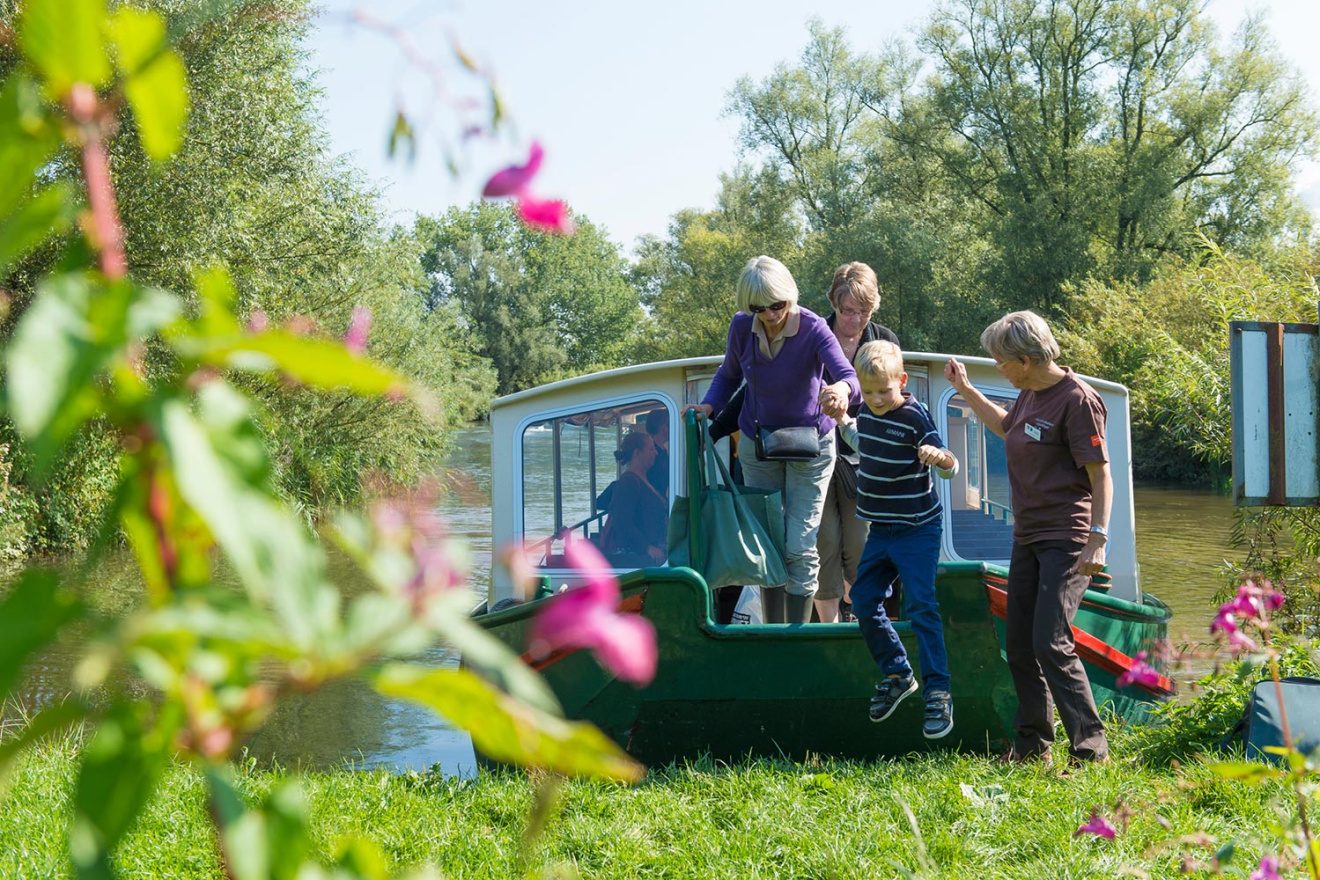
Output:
[944,391,1016,562]
[522,398,671,572]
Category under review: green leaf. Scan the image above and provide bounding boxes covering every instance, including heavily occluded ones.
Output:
[0,182,78,273]
[375,664,644,782]
[108,6,189,160]
[426,590,563,717]
[0,75,61,220]
[0,568,83,699]
[192,265,241,336]
[4,274,180,473]
[1207,760,1280,783]
[157,384,340,648]
[205,766,314,880]
[173,330,410,397]
[18,0,112,94]
[69,701,176,880]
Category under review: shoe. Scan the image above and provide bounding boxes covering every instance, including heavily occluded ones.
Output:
[996,747,1051,765]
[840,600,854,623]
[922,690,954,739]
[869,675,918,723]
[1067,752,1111,769]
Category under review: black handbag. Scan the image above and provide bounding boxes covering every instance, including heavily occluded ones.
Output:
[754,425,820,461]
[834,452,858,498]
[748,327,822,462]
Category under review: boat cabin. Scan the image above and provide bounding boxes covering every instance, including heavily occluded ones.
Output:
[488,353,1140,603]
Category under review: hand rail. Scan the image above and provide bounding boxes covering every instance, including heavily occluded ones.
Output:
[683,409,704,574]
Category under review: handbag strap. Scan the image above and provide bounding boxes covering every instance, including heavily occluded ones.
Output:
[748,318,821,433]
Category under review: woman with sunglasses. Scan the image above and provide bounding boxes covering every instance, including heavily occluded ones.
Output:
[683,256,859,623]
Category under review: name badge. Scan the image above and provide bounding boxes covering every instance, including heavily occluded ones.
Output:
[1024,422,1042,441]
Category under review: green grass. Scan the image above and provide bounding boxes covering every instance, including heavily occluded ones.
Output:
[0,732,1293,880]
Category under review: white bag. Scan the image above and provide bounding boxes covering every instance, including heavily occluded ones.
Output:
[730,585,763,625]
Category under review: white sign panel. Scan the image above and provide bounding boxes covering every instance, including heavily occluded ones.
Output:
[1230,322,1319,506]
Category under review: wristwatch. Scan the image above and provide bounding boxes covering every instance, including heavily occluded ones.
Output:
[1089,524,1109,539]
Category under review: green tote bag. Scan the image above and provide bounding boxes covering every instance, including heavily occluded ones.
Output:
[667,426,788,588]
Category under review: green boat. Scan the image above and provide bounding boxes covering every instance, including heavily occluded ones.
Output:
[470,354,1173,764]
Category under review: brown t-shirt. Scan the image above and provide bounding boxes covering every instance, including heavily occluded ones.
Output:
[1002,368,1108,544]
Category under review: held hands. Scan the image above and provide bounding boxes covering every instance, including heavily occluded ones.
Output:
[943,357,970,391]
[917,444,952,470]
[818,382,850,420]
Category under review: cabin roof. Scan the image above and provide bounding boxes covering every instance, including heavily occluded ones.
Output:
[492,351,1127,412]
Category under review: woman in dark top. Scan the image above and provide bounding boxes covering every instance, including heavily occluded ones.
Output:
[944,311,1111,765]
[816,262,899,623]
[602,432,668,566]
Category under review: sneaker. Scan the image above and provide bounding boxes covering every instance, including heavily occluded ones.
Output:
[922,690,954,739]
[869,675,918,723]
[840,600,854,623]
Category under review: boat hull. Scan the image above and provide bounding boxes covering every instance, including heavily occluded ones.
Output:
[469,562,1172,767]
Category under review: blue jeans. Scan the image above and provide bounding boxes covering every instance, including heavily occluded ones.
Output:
[851,518,949,695]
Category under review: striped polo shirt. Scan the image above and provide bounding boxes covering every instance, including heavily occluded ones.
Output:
[840,393,948,526]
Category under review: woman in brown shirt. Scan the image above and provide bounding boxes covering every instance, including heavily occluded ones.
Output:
[944,310,1111,766]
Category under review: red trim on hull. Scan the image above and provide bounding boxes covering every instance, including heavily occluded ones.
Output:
[984,582,1176,698]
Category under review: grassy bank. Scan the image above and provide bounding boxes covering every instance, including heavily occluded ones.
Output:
[0,732,1288,879]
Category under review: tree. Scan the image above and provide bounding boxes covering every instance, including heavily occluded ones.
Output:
[417,202,640,394]
[0,0,496,552]
[909,0,1317,310]
[629,166,803,363]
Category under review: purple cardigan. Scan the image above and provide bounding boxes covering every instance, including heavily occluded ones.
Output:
[702,308,860,437]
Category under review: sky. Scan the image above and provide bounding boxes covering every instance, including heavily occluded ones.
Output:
[306,0,1320,254]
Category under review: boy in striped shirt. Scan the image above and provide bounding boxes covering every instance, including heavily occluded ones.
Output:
[828,340,960,738]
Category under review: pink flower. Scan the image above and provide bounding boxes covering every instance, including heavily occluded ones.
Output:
[515,196,575,235]
[247,309,269,333]
[1116,651,1161,689]
[344,306,372,355]
[1250,856,1281,880]
[1073,809,1117,839]
[528,538,657,685]
[482,141,544,198]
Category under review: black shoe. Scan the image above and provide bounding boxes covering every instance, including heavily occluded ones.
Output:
[840,600,854,623]
[922,690,954,739]
[869,675,918,723]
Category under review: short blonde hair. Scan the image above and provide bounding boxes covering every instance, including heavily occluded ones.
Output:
[828,261,879,315]
[855,340,904,381]
[980,310,1061,364]
[736,256,799,314]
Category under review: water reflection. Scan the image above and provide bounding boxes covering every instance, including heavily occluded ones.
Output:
[3,424,1242,773]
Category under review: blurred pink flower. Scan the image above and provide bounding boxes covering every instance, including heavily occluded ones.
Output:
[247,309,269,333]
[344,306,372,355]
[516,196,575,235]
[528,538,657,684]
[1073,809,1117,840]
[370,485,466,607]
[1250,856,1280,880]
[482,141,544,198]
[1116,651,1160,689]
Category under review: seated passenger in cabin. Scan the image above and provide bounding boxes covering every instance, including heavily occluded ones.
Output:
[824,340,959,740]
[645,408,670,497]
[600,432,669,567]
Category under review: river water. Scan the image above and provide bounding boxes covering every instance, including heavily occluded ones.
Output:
[8,426,1238,776]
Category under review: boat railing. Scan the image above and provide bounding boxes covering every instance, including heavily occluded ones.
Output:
[981,497,1012,523]
[526,510,609,565]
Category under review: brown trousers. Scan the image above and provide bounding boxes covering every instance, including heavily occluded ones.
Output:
[1005,539,1108,762]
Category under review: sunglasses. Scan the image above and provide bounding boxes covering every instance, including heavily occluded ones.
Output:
[748,301,789,314]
